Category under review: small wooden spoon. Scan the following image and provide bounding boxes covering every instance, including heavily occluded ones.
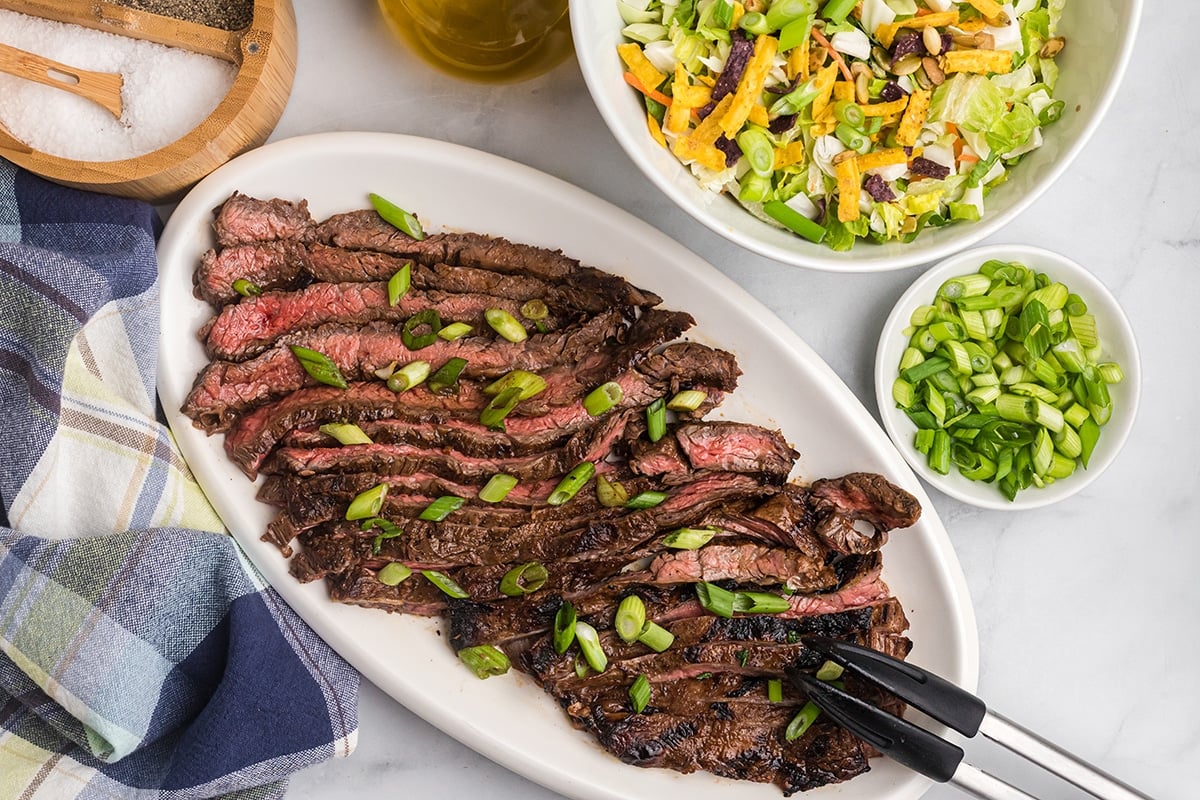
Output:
[0,41,123,118]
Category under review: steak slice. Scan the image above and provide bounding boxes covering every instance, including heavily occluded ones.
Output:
[630,422,796,484]
[809,472,922,554]
[647,544,836,590]
[200,281,548,361]
[326,565,447,616]
[194,240,309,305]
[213,192,314,246]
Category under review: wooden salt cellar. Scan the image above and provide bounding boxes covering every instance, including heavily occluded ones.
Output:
[0,0,297,203]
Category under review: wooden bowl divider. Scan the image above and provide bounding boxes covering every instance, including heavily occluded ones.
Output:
[0,0,296,202]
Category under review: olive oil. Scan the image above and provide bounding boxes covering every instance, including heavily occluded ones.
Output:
[378,0,573,84]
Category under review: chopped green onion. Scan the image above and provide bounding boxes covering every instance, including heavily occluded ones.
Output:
[815,660,844,681]
[376,562,412,586]
[458,645,510,678]
[421,569,469,598]
[427,357,468,394]
[554,602,577,653]
[480,386,523,429]
[666,389,708,411]
[318,422,373,445]
[766,0,815,28]
[646,397,667,442]
[820,0,857,23]
[736,127,775,177]
[732,591,790,614]
[386,360,430,392]
[615,595,647,643]
[478,473,518,503]
[438,322,473,341]
[232,278,261,297]
[373,361,397,380]
[485,308,528,342]
[290,345,348,389]
[831,100,865,129]
[595,475,629,508]
[485,370,547,400]
[574,621,608,672]
[835,122,869,153]
[778,15,813,52]
[520,299,548,320]
[763,200,827,244]
[767,678,783,702]
[662,527,717,550]
[401,309,441,350]
[584,381,624,416]
[627,490,668,510]
[695,582,735,618]
[1097,362,1124,384]
[929,429,951,474]
[939,273,992,299]
[499,562,548,596]
[387,263,412,306]
[1078,416,1101,468]
[547,462,595,505]
[738,10,771,34]
[369,192,425,240]
[636,621,675,652]
[573,656,590,678]
[363,517,403,553]
[346,483,388,520]
[418,495,464,521]
[785,702,821,741]
[628,674,651,713]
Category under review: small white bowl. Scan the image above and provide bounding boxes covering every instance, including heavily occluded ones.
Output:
[571,0,1142,272]
[874,244,1140,509]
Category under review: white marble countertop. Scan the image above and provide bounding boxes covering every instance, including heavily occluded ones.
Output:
[246,3,1197,799]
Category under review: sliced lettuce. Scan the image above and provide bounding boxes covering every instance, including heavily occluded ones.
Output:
[825,214,869,252]
[986,102,1038,155]
[929,74,1006,133]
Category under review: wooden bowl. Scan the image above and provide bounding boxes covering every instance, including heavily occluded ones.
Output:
[0,0,296,203]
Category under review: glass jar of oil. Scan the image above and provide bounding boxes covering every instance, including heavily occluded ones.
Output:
[378,0,573,83]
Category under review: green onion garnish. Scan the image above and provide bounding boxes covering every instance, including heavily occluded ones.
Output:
[520,299,548,320]
[595,475,629,508]
[736,127,775,177]
[573,655,590,678]
[427,357,468,395]
[785,702,821,741]
[438,322,473,341]
[479,386,523,430]
[232,278,261,297]
[662,527,717,550]
[478,473,518,503]
[547,462,595,506]
[615,595,647,643]
[401,309,442,350]
[363,517,403,554]
[345,483,388,520]
[815,660,844,681]
[386,360,430,392]
[645,397,667,442]
[583,381,624,416]
[666,389,708,412]
[628,674,651,714]
[421,569,469,598]
[318,422,372,445]
[636,621,674,652]
[553,601,577,654]
[290,345,348,389]
[498,562,548,597]
[457,645,510,679]
[418,495,464,521]
[369,192,425,240]
[485,308,528,343]
[831,99,865,129]
[762,200,827,244]
[695,582,735,618]
[626,490,668,510]
[574,621,607,673]
[387,263,412,306]
[485,370,547,400]
[767,678,783,702]
[373,361,397,380]
[731,591,790,614]
[376,562,412,586]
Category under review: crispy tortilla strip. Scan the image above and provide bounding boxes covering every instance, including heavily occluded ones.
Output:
[647,112,667,148]
[773,141,807,169]
[748,104,770,127]
[896,87,932,147]
[720,33,779,137]
[965,0,1006,21]
[835,157,862,222]
[955,16,989,32]
[942,49,1015,75]
[672,64,713,108]
[809,63,840,123]
[618,43,666,91]
[788,34,810,80]
[665,96,692,134]
[862,97,909,117]
[671,136,729,171]
[876,10,960,47]
[855,147,909,172]
[833,81,855,102]
[690,94,736,146]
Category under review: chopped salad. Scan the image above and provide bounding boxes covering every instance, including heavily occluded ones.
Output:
[616,0,1066,250]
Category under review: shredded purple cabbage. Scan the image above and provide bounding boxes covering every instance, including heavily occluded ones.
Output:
[714,134,742,167]
[910,157,951,180]
[880,81,907,102]
[890,31,926,61]
[863,173,896,202]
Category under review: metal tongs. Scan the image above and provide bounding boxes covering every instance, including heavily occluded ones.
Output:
[787,636,1154,800]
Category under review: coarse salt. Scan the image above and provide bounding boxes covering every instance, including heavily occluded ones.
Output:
[0,9,236,162]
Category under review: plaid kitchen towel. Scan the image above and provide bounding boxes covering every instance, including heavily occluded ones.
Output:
[0,160,359,798]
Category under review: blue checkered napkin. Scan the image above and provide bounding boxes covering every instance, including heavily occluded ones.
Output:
[0,160,359,798]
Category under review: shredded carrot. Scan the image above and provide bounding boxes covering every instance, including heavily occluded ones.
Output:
[809,27,852,83]
[622,71,674,109]
[958,152,981,165]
